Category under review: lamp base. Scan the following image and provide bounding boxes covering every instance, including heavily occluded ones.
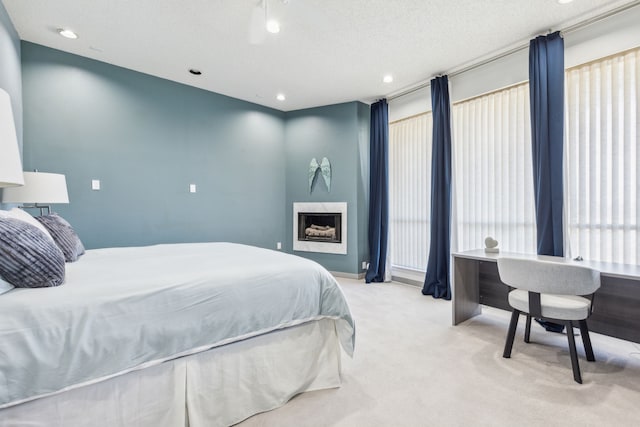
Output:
[19,204,51,216]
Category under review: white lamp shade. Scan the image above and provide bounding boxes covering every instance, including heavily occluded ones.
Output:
[1,172,69,204]
[0,88,24,187]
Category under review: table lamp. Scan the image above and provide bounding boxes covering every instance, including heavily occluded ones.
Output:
[1,171,69,215]
[0,88,24,188]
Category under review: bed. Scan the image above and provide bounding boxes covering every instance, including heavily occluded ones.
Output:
[0,242,355,426]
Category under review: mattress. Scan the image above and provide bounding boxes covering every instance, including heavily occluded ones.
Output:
[0,242,355,409]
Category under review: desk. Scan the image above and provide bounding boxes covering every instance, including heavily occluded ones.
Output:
[452,250,640,343]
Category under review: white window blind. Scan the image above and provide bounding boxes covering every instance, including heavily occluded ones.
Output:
[452,83,537,253]
[565,48,640,264]
[389,113,432,271]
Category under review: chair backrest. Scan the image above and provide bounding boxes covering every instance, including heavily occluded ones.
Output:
[497,257,601,296]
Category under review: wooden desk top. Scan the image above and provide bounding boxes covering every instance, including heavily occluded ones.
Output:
[453,249,640,281]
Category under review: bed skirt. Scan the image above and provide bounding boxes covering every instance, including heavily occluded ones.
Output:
[0,319,342,427]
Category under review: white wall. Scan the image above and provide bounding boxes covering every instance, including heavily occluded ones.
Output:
[389,5,640,122]
[565,6,640,67]
[389,86,431,123]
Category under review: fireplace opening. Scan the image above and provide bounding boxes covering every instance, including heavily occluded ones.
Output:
[298,212,342,243]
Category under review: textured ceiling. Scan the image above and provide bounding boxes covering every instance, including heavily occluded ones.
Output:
[3,0,638,111]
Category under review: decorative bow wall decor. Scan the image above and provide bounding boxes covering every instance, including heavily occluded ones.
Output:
[308,157,331,193]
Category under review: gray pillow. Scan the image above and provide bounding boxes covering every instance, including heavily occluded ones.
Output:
[0,218,66,288]
[36,213,85,262]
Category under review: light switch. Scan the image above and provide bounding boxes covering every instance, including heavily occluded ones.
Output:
[91,179,100,190]
[189,184,197,193]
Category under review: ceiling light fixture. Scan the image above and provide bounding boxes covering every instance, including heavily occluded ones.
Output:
[266,19,280,34]
[383,75,394,83]
[249,0,288,44]
[264,0,281,34]
[557,0,574,4]
[58,28,78,39]
[277,94,286,101]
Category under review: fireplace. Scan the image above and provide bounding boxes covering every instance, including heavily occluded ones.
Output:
[293,202,347,254]
[298,212,342,243]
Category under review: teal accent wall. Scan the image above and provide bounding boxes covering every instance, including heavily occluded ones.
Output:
[0,3,21,147]
[19,41,370,274]
[285,102,369,274]
[357,102,370,271]
[21,42,286,250]
[0,3,22,210]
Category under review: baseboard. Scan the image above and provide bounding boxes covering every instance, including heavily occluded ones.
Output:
[330,271,423,284]
[390,266,425,288]
[330,271,366,280]
[330,271,426,284]
[391,276,423,288]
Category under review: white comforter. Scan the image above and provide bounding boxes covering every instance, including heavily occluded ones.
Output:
[0,243,355,409]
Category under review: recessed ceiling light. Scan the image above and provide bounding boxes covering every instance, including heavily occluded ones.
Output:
[557,0,574,4]
[189,69,202,75]
[266,20,280,34]
[58,29,78,39]
[277,94,286,101]
[383,75,394,83]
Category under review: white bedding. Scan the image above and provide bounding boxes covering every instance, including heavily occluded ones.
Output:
[0,319,343,427]
[0,242,354,409]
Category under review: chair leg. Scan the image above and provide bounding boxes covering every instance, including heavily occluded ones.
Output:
[524,315,532,343]
[503,310,520,358]
[579,319,595,362]
[566,321,582,384]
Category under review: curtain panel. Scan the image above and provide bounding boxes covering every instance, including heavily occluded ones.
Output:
[422,76,452,300]
[529,31,565,257]
[366,99,389,283]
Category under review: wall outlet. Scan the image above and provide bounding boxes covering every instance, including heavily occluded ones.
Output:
[362,261,369,270]
[189,184,197,193]
[277,242,282,250]
[91,179,100,190]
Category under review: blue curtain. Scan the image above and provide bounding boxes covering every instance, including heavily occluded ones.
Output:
[365,99,389,283]
[422,76,452,299]
[530,32,564,257]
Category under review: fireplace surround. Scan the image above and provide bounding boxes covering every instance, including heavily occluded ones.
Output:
[293,202,347,254]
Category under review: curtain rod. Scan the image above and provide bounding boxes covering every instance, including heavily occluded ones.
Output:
[387,0,640,101]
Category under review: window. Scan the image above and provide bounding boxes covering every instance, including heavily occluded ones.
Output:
[388,113,432,272]
[389,48,639,269]
[565,48,640,264]
[452,83,537,253]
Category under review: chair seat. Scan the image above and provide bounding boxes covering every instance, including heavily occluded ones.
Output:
[508,289,591,320]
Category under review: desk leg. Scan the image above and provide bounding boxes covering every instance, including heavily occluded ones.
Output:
[452,256,481,325]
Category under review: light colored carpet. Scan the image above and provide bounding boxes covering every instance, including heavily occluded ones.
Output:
[239,278,640,426]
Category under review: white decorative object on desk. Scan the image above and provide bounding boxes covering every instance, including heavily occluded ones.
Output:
[484,236,499,253]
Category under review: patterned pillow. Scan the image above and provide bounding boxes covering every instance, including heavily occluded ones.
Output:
[6,208,56,243]
[36,213,85,262]
[0,218,66,288]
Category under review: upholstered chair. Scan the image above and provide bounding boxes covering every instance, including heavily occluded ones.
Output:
[497,257,601,383]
